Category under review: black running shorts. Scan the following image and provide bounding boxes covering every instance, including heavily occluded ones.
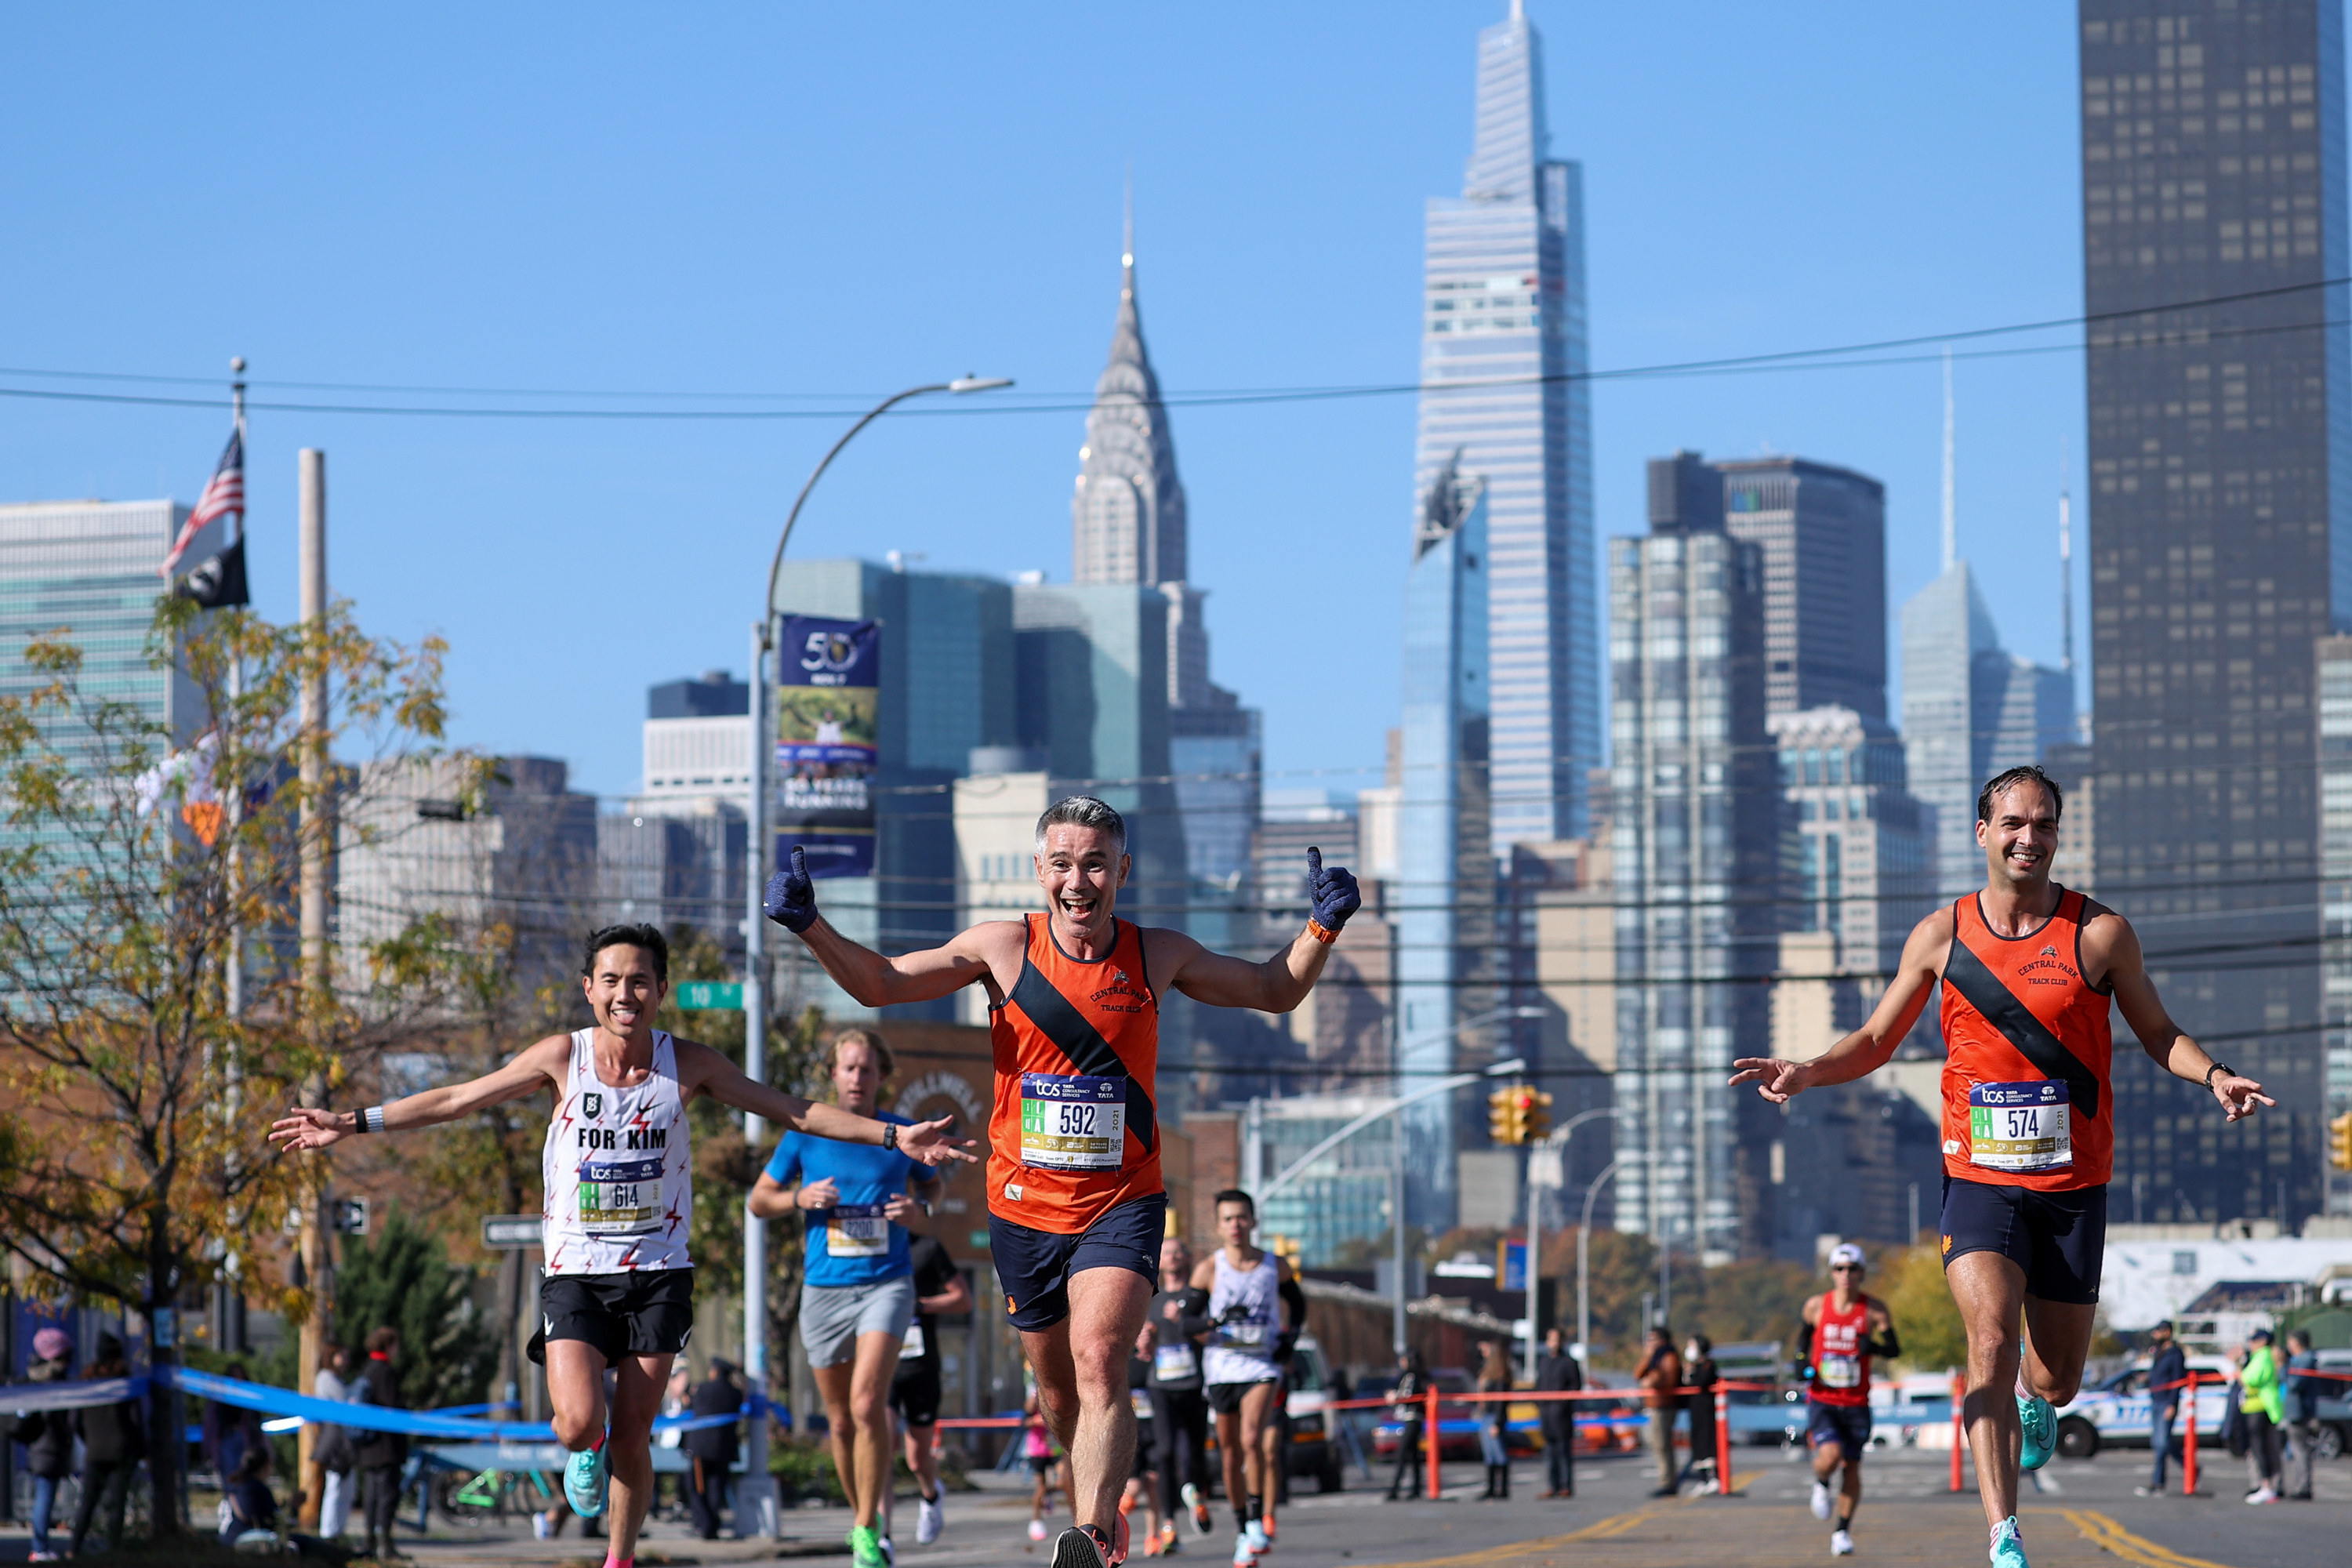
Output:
[531,1268,695,1365]
[1939,1174,2107,1305]
[1205,1379,1278,1416]
[890,1363,942,1428]
[990,1193,1166,1332]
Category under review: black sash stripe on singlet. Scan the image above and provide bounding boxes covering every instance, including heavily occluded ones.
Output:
[1008,947,1158,1154]
[1943,935,2101,1120]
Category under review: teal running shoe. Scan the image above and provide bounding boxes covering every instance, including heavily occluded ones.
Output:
[564,1437,609,1518]
[1988,1515,2029,1568]
[2017,1393,2056,1471]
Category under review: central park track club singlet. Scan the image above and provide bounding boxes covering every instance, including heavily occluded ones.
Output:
[1939,887,2114,1191]
[988,913,1163,1233]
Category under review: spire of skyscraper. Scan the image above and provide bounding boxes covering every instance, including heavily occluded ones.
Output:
[1073,212,1187,589]
[1463,2,1548,203]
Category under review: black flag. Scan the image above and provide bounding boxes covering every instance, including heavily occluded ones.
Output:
[179,536,249,609]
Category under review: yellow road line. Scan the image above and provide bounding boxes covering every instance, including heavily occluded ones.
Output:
[2026,1506,2238,1568]
[1353,1496,1687,1568]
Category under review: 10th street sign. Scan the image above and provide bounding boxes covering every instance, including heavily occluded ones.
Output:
[673,981,742,1010]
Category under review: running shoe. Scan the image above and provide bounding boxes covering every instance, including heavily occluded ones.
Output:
[1031,1519,1051,1543]
[2245,1486,2279,1504]
[532,1511,554,1541]
[1184,1483,1212,1537]
[564,1438,609,1519]
[1830,1529,1854,1557]
[879,1533,897,1566]
[1259,1513,1276,1546]
[1988,1516,2028,1568]
[1810,1480,1833,1520]
[1145,1532,1163,1558]
[1244,1519,1270,1555]
[851,1524,887,1568]
[1163,1537,1183,1557]
[2017,1394,2055,1472]
[1053,1525,1113,1568]
[917,1494,945,1545]
[1232,1531,1258,1567]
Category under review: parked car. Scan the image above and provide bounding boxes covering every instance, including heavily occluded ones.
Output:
[2051,1355,2233,1461]
[1279,1334,1347,1493]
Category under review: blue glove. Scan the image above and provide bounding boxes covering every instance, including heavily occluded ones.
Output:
[764,845,818,934]
[1305,845,1360,933]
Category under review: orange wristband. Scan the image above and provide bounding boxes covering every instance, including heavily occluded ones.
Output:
[1306,918,1338,946]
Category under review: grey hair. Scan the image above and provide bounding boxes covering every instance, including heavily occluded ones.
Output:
[1034,795,1127,858]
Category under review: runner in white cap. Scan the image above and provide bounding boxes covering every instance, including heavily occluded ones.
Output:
[1797,1244,1897,1558]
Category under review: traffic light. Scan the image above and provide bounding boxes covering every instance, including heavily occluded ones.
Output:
[1490,1086,1525,1145]
[1523,1086,1553,1144]
[1488,1083,1554,1145]
[2332,1109,2352,1172]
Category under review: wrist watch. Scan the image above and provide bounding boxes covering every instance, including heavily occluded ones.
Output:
[2203,1061,2233,1088]
[883,1122,900,1151]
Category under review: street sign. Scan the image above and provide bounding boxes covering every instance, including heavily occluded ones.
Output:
[1497,1238,1527,1293]
[332,1197,370,1235]
[481,1214,543,1250]
[674,981,743,1011]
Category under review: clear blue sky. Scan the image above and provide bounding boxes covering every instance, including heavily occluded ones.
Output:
[0,2,2104,801]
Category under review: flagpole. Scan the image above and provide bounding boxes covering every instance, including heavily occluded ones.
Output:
[225,358,246,1023]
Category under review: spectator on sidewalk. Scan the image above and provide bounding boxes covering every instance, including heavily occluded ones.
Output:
[2281,1329,2322,1501]
[1680,1334,1720,1493]
[67,1333,146,1559]
[1475,1341,1513,1500]
[1382,1348,1430,1502]
[684,1359,745,1540]
[312,1344,361,1541]
[12,1327,76,1562]
[353,1327,410,1559]
[2238,1330,2285,1504]
[2140,1321,2187,1497]
[1635,1327,1685,1498]
[204,1359,268,1483]
[1534,1327,1581,1500]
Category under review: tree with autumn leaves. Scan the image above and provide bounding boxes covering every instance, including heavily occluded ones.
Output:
[0,593,460,1535]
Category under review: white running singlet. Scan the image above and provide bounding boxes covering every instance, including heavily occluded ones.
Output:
[541,1029,693,1276]
[1202,1249,1280,1386]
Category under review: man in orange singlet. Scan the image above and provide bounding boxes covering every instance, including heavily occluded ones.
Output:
[766,795,1360,1568]
[1731,766,2272,1568]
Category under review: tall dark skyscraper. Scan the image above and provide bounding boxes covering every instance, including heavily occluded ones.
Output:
[2078,2,2348,1225]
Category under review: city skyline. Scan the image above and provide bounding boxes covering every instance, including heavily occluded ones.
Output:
[0,4,2096,801]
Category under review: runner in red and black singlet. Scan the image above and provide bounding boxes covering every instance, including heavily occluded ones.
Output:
[1798,1244,1898,1557]
[767,795,1361,1568]
[1732,766,2274,1568]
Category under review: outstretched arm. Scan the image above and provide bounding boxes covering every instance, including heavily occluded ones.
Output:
[1163,845,1362,1012]
[679,1040,978,1167]
[1729,907,1951,1102]
[2094,914,2274,1121]
[268,1036,567,1150]
[765,844,1003,1007]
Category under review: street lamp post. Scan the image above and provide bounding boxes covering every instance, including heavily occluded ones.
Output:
[1576,1154,1644,1374]
[739,375,1011,1537]
[1523,1105,1617,1379]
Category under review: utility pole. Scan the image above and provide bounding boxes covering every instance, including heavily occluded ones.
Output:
[296,448,332,1512]
[739,617,779,1540]
[215,358,250,1362]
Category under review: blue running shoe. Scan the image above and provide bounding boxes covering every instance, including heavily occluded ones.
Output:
[564,1437,609,1518]
[2017,1393,2055,1472]
[1988,1515,2029,1568]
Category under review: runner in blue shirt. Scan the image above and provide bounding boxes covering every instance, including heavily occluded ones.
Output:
[750,1027,942,1568]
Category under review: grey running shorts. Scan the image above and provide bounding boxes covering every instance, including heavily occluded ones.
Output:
[800,1276,915,1369]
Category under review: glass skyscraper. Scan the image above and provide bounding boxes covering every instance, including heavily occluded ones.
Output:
[1418,1,1595,852]
[2079,2,2346,1225]
[1396,456,1494,1230]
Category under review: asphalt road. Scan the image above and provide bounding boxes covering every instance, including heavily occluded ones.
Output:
[4,1444,2343,1566]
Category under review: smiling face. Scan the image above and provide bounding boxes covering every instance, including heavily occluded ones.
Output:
[583,943,665,1039]
[1976,778,2060,894]
[1035,822,1130,947]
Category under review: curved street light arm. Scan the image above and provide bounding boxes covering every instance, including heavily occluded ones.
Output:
[761,382,953,645]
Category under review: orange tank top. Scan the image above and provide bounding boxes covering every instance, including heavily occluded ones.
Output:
[987,914,1163,1234]
[1939,887,2114,1190]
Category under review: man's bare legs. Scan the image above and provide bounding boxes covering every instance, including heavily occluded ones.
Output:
[1214,1382,1279,1526]
[1810,1439,1861,1524]
[1022,1266,1153,1537]
[1947,1254,2098,1530]
[546,1341,675,1564]
[814,1332,906,1531]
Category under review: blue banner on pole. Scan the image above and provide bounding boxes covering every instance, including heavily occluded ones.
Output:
[774,616,878,880]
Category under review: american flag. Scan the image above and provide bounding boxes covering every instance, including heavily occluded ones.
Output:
[161,426,243,576]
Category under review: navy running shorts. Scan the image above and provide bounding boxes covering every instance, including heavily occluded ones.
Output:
[1939,1174,2107,1305]
[989,1193,1167,1331]
[1806,1401,1872,1461]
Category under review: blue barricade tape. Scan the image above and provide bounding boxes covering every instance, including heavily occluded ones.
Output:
[0,1375,147,1414]
[157,1366,766,1442]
